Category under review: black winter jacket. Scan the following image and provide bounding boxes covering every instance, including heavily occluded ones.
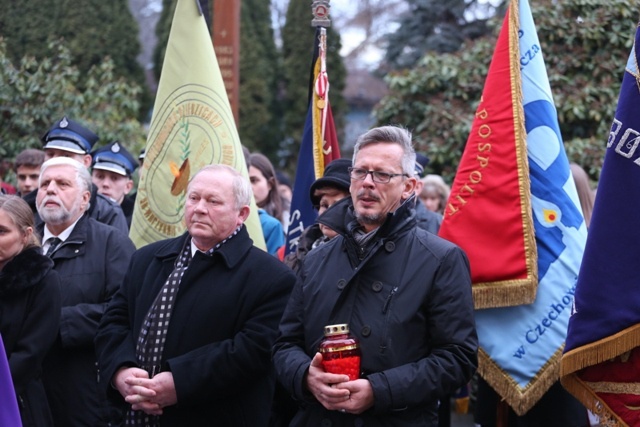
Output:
[274,196,478,426]
[0,247,61,427]
[38,214,136,426]
[414,200,442,235]
[96,227,297,426]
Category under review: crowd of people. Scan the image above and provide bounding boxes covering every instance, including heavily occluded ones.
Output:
[0,116,597,427]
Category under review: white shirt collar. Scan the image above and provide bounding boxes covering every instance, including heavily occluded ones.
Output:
[190,239,211,258]
[42,216,83,249]
[189,225,242,257]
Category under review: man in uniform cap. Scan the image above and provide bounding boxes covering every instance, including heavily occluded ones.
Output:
[413,152,442,234]
[22,116,129,234]
[92,141,139,228]
[41,116,97,160]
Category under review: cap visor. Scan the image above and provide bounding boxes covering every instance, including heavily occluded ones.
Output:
[92,163,128,176]
[44,139,87,155]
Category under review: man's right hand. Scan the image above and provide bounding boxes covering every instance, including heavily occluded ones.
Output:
[113,367,161,415]
[305,352,351,410]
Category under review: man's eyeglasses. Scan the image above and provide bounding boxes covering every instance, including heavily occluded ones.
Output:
[348,167,409,184]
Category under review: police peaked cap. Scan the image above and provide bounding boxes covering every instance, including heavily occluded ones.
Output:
[41,116,99,154]
[414,153,430,177]
[91,141,139,177]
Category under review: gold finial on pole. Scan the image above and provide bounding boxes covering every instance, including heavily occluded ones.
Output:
[311,0,331,27]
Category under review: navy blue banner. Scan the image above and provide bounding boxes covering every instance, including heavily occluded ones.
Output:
[565,26,640,353]
[285,104,320,255]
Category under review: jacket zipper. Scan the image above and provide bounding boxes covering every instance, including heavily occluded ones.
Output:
[382,287,398,314]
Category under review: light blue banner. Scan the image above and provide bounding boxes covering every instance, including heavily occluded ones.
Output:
[475,0,587,390]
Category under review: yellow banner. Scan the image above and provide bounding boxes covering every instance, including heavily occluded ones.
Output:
[130,0,265,249]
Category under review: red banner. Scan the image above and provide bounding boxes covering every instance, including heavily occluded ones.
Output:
[438,6,537,309]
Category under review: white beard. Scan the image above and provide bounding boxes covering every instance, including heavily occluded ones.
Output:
[37,195,83,226]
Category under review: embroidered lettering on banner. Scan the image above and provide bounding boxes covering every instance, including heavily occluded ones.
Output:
[512,283,577,359]
[446,108,492,216]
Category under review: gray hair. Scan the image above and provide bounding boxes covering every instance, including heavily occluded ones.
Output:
[352,125,416,175]
[189,164,252,210]
[39,157,92,193]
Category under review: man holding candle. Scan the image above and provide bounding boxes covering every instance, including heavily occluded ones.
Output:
[273,125,478,426]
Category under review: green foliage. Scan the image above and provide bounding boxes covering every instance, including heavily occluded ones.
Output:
[383,0,502,71]
[281,0,347,169]
[535,0,635,179]
[0,0,150,118]
[375,0,635,182]
[239,0,282,156]
[376,35,495,180]
[0,39,147,162]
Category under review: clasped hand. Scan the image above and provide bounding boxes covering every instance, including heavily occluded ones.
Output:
[305,352,374,414]
[114,367,177,416]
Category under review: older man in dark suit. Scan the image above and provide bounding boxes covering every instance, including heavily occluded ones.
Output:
[36,157,136,426]
[96,164,297,426]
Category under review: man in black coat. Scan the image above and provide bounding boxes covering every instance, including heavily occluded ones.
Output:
[23,116,128,234]
[273,126,478,426]
[36,157,136,426]
[95,164,297,426]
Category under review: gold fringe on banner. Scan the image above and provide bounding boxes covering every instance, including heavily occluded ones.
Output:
[507,0,537,307]
[478,346,563,416]
[559,324,640,427]
[561,373,627,427]
[561,323,640,376]
[472,278,537,310]
[311,54,325,178]
[471,0,538,310]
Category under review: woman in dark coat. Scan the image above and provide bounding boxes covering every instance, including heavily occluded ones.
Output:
[0,195,61,426]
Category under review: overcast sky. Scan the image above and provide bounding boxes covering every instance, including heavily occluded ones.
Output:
[273,0,503,69]
[271,0,400,68]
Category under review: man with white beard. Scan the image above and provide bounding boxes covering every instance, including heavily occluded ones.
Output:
[36,157,136,426]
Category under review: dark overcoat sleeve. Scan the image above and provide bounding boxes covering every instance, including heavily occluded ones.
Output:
[272,276,315,402]
[95,243,158,397]
[60,227,136,348]
[9,269,61,393]
[166,251,297,405]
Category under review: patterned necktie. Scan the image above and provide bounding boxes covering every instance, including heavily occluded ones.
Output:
[45,237,61,257]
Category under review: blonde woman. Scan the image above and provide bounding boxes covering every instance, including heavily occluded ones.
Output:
[0,195,61,426]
